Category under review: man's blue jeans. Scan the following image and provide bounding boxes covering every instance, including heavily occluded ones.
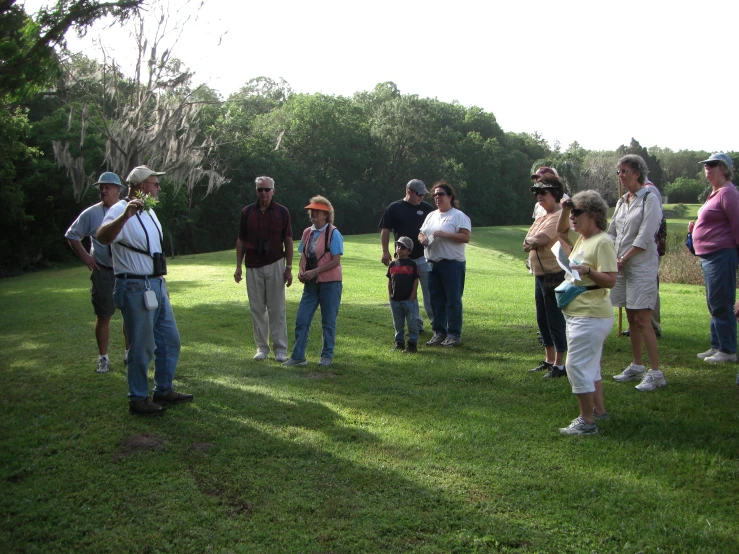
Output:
[290,281,342,361]
[390,299,419,343]
[113,277,181,400]
[700,248,738,354]
[412,256,433,330]
[428,259,465,340]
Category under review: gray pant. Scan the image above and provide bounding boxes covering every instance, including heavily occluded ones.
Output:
[413,256,433,329]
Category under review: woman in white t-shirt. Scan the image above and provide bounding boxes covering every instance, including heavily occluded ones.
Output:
[418,181,471,348]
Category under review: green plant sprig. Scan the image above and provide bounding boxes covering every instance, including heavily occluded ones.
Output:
[134,190,159,212]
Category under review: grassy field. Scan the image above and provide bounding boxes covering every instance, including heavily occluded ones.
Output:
[1,224,737,553]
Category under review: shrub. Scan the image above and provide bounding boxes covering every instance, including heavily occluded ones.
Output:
[660,233,704,285]
[664,178,708,203]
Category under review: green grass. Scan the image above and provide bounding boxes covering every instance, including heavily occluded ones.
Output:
[1,226,738,553]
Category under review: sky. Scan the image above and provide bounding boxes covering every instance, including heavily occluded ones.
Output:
[24,0,738,153]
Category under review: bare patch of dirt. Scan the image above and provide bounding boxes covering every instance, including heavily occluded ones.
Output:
[112,434,165,461]
[306,372,337,379]
[188,443,215,454]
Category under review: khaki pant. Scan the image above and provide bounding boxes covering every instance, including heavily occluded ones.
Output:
[246,258,288,356]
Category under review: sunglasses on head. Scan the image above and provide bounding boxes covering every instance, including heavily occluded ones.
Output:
[705,161,721,168]
[257,187,273,193]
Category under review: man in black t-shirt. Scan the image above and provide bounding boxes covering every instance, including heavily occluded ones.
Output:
[379,179,434,332]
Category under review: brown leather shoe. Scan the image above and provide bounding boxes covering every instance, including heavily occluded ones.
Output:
[152,390,194,405]
[129,398,166,416]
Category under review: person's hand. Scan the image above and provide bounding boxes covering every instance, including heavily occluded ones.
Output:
[571,263,590,276]
[688,221,695,233]
[616,257,626,272]
[124,199,144,219]
[523,240,533,253]
[432,230,445,239]
[284,267,293,287]
[418,233,429,246]
[734,300,739,319]
[561,198,573,210]
[234,267,242,283]
[83,253,100,271]
[381,252,392,266]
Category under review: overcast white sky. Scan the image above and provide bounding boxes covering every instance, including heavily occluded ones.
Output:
[25,0,738,152]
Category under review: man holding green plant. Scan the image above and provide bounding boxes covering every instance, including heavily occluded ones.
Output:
[98,165,192,416]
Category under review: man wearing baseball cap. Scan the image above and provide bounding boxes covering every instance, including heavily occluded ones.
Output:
[65,172,130,373]
[98,165,192,416]
[379,179,434,333]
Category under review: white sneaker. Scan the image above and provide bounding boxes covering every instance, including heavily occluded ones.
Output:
[558,416,598,436]
[635,369,666,392]
[318,357,333,367]
[96,357,110,373]
[123,349,129,366]
[253,351,268,361]
[274,352,288,363]
[704,351,737,363]
[697,348,718,360]
[613,363,645,382]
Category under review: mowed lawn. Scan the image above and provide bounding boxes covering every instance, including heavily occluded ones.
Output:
[1,225,737,553]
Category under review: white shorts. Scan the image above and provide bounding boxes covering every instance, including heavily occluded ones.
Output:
[564,314,614,394]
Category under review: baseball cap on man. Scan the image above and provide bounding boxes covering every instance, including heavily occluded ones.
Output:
[395,236,414,251]
[406,179,429,195]
[126,165,166,185]
[93,172,125,189]
[699,152,733,170]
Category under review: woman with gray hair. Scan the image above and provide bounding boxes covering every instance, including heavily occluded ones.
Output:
[556,190,618,435]
[689,153,739,368]
[608,154,665,392]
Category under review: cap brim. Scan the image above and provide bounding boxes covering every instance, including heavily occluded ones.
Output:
[304,202,330,211]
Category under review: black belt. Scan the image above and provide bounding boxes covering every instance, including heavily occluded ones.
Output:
[98,264,114,271]
[115,274,162,280]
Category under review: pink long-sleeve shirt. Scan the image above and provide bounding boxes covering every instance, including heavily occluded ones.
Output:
[693,183,739,256]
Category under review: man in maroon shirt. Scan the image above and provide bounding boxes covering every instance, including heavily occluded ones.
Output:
[234,176,294,362]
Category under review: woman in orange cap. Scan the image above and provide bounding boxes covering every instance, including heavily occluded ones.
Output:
[283,195,344,367]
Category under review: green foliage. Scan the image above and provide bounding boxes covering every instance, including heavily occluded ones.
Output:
[664,178,708,204]
[1,230,738,552]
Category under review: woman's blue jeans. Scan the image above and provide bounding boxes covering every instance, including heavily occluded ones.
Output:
[428,259,465,340]
[700,248,738,354]
[290,281,342,361]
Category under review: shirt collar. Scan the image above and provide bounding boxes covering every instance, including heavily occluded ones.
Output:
[310,222,329,232]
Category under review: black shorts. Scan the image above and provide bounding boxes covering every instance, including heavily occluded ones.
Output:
[90,267,116,317]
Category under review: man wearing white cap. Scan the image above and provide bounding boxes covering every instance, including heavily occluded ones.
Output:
[65,172,130,373]
[98,165,192,416]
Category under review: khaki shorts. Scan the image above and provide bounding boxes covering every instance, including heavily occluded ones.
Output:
[90,267,116,317]
[609,261,658,310]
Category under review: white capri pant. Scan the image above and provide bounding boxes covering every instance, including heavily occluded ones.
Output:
[564,314,614,394]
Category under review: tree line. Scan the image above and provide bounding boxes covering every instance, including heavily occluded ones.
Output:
[1,1,736,276]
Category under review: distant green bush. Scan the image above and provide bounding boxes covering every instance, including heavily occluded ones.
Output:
[664,178,707,203]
